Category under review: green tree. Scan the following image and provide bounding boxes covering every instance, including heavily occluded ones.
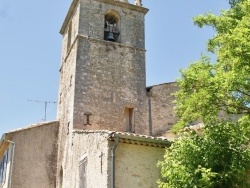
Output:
[174,0,250,130]
[158,120,250,188]
[158,0,250,187]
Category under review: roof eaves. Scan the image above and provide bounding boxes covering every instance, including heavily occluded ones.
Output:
[73,130,172,147]
[109,132,172,148]
[146,81,177,89]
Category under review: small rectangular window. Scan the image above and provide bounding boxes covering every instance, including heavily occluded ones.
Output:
[79,157,87,188]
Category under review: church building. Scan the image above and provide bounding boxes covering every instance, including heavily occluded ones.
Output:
[0,0,178,187]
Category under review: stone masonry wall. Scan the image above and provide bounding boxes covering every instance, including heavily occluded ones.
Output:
[58,0,180,138]
[57,4,80,185]
[148,82,179,136]
[57,0,150,185]
[57,1,80,124]
[67,0,149,134]
[57,37,78,187]
[57,0,185,140]
[61,2,80,61]
[74,37,148,134]
[79,0,146,48]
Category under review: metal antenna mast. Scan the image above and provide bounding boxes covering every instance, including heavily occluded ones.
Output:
[27,100,57,121]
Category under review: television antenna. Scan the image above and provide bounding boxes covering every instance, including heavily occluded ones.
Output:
[27,100,57,121]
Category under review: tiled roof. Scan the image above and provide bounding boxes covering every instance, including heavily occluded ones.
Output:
[73,130,172,148]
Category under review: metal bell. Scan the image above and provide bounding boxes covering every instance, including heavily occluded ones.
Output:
[106,32,115,42]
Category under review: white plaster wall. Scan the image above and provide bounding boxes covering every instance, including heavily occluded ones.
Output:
[63,132,110,188]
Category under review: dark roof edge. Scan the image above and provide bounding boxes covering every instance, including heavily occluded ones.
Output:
[110,133,172,148]
[146,81,177,91]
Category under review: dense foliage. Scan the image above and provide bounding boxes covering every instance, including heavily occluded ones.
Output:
[158,0,250,187]
[173,0,250,130]
[158,120,250,188]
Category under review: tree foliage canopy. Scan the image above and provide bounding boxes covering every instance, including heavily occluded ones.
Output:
[158,120,250,188]
[158,0,250,187]
[173,0,250,130]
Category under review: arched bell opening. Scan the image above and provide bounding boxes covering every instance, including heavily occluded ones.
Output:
[104,10,120,42]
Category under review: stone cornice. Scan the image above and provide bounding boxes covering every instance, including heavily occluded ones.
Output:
[94,0,148,14]
[62,34,146,65]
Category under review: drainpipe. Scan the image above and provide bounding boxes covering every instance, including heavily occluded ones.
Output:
[147,87,153,136]
[111,135,119,188]
[6,140,15,188]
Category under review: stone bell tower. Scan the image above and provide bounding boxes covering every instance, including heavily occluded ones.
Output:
[57,0,149,134]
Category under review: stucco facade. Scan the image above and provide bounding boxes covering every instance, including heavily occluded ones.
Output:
[0,121,59,188]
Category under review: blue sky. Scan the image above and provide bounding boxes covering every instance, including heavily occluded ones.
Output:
[0,0,229,134]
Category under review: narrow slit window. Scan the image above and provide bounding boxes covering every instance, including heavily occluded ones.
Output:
[124,107,134,133]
